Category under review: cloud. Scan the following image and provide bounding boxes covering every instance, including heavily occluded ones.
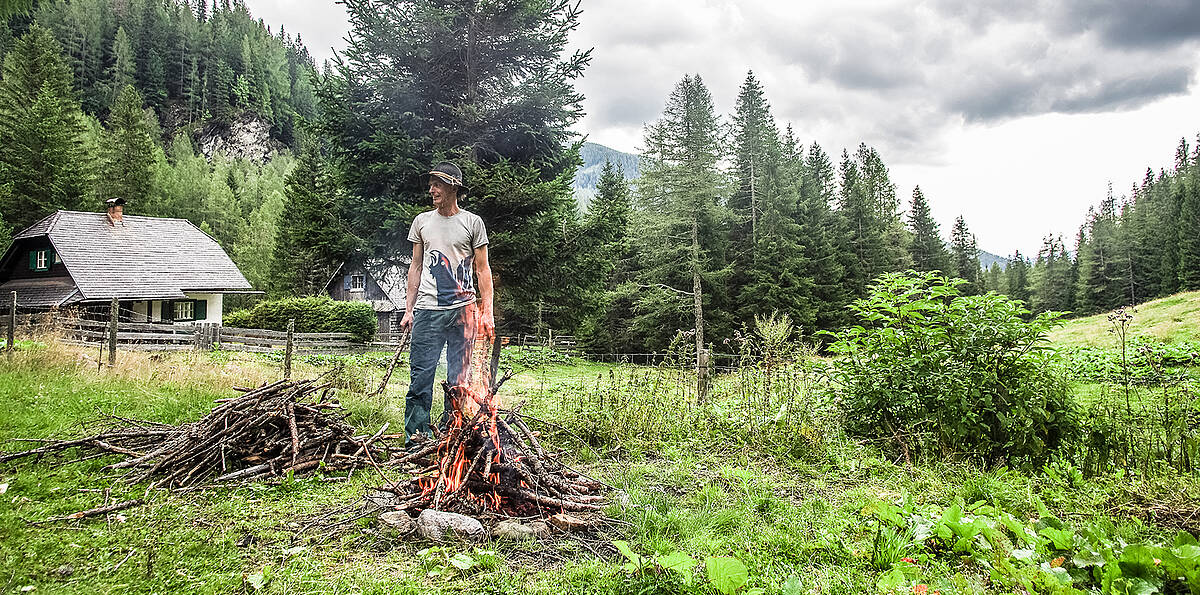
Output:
[245,0,1200,167]
[571,0,1200,165]
[1055,0,1200,49]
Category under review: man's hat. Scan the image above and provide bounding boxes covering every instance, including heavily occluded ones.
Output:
[427,161,468,194]
[105,197,126,207]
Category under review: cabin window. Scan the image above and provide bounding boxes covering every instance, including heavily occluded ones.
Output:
[174,300,195,321]
[351,275,365,291]
[29,249,52,271]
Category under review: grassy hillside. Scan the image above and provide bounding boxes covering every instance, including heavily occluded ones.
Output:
[1049,290,1200,347]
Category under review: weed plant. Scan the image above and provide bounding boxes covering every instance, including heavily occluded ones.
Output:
[826,272,1079,468]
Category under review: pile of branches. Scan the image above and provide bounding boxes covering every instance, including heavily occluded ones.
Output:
[0,379,398,489]
[380,384,606,517]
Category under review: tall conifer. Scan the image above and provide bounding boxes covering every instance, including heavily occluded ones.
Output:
[907,186,950,274]
[634,74,731,355]
[0,25,93,229]
[97,84,158,205]
[949,215,981,294]
[320,0,590,331]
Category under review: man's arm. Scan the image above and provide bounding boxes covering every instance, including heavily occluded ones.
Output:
[400,241,423,329]
[473,244,494,339]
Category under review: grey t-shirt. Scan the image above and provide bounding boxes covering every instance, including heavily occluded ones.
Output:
[407,209,489,310]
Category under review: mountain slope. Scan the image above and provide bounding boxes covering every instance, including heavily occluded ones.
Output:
[572,142,639,209]
[1049,290,1200,347]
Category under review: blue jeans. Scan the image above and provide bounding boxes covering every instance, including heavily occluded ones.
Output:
[405,304,476,443]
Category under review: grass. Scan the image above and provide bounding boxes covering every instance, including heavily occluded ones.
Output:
[0,330,1197,594]
[1049,290,1200,347]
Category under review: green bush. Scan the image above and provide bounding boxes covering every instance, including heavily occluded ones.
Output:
[223,297,376,342]
[827,272,1078,466]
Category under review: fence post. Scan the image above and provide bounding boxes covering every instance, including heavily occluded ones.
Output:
[697,347,711,404]
[284,318,294,379]
[107,297,119,367]
[6,291,15,354]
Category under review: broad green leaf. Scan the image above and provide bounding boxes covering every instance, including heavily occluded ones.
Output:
[705,556,749,595]
[1039,527,1075,550]
[612,541,647,567]
[875,566,907,592]
[449,552,475,570]
[657,551,697,579]
[1073,547,1106,568]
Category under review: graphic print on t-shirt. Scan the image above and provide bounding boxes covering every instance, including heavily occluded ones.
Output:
[426,249,475,306]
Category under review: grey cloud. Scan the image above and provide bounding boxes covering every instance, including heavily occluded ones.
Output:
[1056,0,1200,49]
[1048,65,1193,113]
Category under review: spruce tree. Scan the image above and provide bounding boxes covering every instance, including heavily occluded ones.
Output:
[1032,235,1073,313]
[949,215,981,294]
[97,84,158,205]
[577,161,633,352]
[907,185,950,274]
[798,140,849,332]
[739,123,811,333]
[0,25,93,229]
[1005,250,1032,306]
[728,71,778,281]
[319,0,591,331]
[272,141,351,296]
[106,26,136,110]
[1075,187,1128,312]
[633,74,731,356]
[1179,149,1200,289]
[837,144,907,296]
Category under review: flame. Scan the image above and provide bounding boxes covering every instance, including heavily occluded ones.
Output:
[418,309,511,512]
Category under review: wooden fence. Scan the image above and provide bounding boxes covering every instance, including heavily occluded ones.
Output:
[1,313,364,355]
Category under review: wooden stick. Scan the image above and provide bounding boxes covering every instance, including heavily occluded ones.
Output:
[286,402,300,465]
[369,329,410,397]
[43,499,144,523]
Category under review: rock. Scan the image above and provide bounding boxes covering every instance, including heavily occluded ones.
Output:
[379,511,415,535]
[492,520,536,541]
[548,513,589,532]
[194,111,282,163]
[529,520,552,538]
[416,509,484,541]
[53,565,73,578]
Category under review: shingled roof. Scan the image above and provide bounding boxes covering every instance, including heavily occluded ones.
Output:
[4,210,252,302]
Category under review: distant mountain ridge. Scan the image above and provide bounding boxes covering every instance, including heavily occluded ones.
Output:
[572,142,640,209]
[979,250,1010,270]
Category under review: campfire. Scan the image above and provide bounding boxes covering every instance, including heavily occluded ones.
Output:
[378,334,606,517]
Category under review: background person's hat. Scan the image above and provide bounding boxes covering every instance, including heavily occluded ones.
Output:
[105,197,126,206]
[427,161,468,194]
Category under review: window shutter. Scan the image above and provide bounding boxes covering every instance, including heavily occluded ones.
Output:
[343,275,352,290]
[49,249,56,265]
[162,300,174,321]
[194,299,207,321]
[29,251,36,270]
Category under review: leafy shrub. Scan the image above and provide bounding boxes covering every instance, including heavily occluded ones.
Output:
[827,272,1078,466]
[224,297,376,342]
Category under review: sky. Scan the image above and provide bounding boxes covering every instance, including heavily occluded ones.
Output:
[246,0,1200,257]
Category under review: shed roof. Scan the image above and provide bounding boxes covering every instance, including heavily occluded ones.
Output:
[6,211,252,301]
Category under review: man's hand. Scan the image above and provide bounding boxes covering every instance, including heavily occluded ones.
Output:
[400,310,414,330]
[477,308,495,341]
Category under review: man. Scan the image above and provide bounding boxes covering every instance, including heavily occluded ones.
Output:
[400,161,495,447]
